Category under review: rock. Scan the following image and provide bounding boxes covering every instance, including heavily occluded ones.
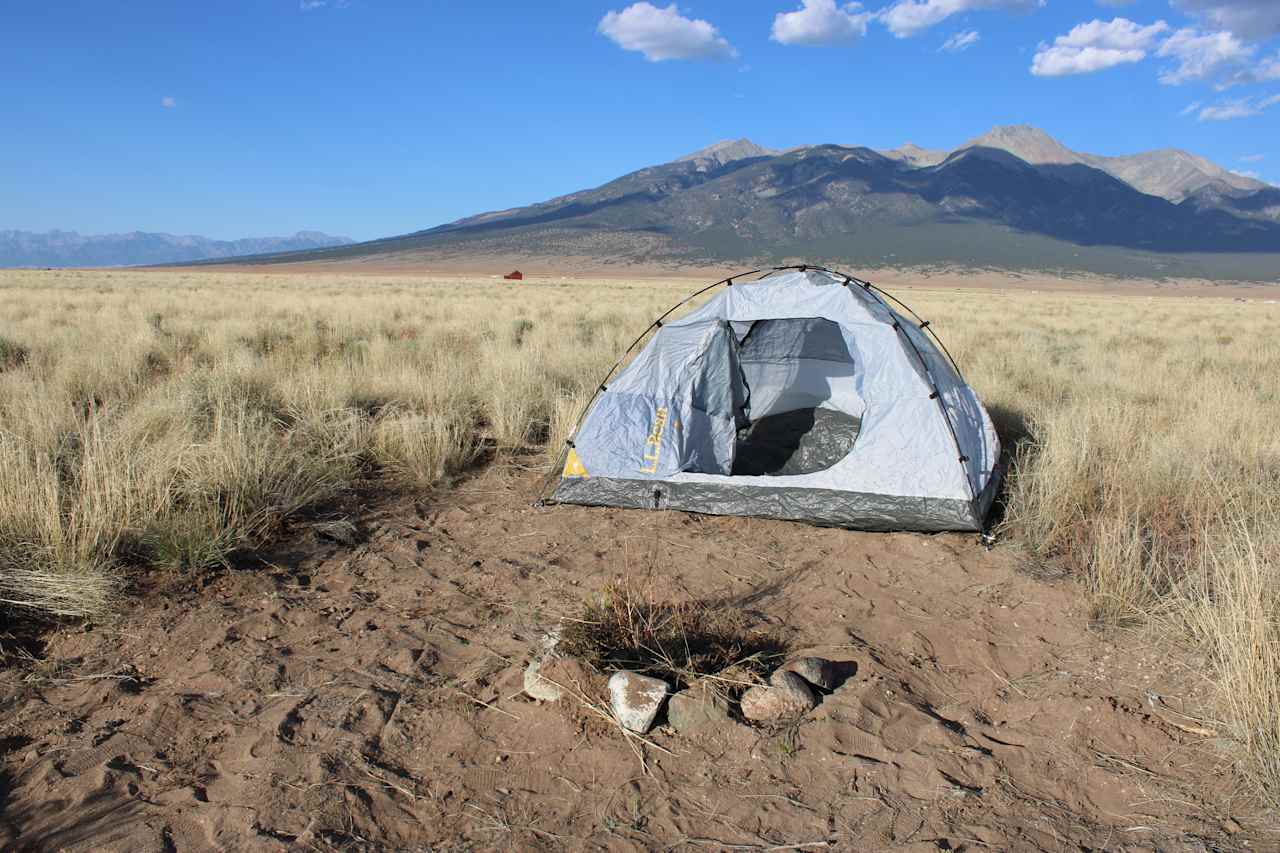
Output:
[315,518,358,545]
[523,657,563,702]
[384,647,420,676]
[667,682,731,733]
[522,627,567,702]
[780,656,837,690]
[608,671,670,733]
[740,671,817,722]
[538,627,562,652]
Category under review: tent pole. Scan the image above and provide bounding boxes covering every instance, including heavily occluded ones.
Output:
[837,274,983,526]
[859,281,966,380]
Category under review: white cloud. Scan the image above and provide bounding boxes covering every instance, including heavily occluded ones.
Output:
[161,96,177,109]
[941,29,980,51]
[771,0,873,46]
[1157,33,1280,89]
[1172,1,1280,42]
[878,0,1042,39]
[1032,45,1146,75]
[1057,17,1170,50]
[1198,100,1258,119]
[1234,169,1261,178]
[1254,53,1280,82]
[1241,153,1266,162]
[300,0,325,9]
[599,3,736,61]
[1196,92,1280,120]
[1179,99,1203,115]
[1030,18,1168,76]
[1156,27,1258,85]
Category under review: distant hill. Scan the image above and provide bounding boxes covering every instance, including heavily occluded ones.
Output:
[192,125,1280,280]
[0,229,353,268]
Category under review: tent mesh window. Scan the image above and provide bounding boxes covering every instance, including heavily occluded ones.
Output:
[729,317,861,477]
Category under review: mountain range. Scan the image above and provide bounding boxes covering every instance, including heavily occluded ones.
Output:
[699,126,1269,204]
[17,126,1279,279]
[0,230,352,268]
[216,125,1279,280]
[886,126,1268,202]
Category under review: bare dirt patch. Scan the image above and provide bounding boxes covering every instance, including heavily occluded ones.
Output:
[0,463,1270,851]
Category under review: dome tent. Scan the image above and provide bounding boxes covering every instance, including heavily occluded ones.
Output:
[544,266,1002,532]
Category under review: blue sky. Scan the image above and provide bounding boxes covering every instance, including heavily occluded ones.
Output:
[3,1,1277,241]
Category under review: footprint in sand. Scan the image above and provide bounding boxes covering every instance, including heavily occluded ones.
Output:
[58,732,154,775]
[163,815,217,853]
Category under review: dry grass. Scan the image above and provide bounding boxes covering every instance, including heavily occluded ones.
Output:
[0,269,654,614]
[558,576,786,689]
[2,267,1279,799]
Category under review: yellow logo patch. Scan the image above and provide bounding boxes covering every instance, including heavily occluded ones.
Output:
[562,448,589,479]
[639,406,669,474]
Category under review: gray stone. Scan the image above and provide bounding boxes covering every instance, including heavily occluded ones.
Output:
[740,671,817,722]
[608,671,670,734]
[523,657,563,702]
[780,656,837,691]
[522,626,567,702]
[667,682,731,733]
[538,626,562,652]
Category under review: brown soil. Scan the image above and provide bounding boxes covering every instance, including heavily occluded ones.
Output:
[0,464,1271,851]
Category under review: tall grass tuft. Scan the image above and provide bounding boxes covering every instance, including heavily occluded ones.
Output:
[0,270,648,618]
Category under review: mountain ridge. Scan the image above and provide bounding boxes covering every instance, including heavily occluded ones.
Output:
[208,129,1278,281]
[951,124,1267,201]
[676,139,778,167]
[158,125,1280,281]
[686,125,1268,203]
[0,229,353,268]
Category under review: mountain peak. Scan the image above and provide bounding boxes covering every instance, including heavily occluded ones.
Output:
[964,125,1080,165]
[881,142,949,167]
[676,138,777,166]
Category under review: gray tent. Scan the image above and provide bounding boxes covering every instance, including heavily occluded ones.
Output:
[545,267,1002,532]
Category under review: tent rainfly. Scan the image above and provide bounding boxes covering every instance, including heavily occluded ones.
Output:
[543,266,1003,532]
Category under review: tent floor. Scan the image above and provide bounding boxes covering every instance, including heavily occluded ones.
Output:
[731,407,861,477]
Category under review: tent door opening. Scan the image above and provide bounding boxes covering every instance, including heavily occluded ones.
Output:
[727,318,862,477]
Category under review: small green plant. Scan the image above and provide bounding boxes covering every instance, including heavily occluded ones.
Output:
[511,318,535,348]
[139,513,234,572]
[0,336,29,371]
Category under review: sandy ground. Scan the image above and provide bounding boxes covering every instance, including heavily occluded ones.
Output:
[148,257,1280,300]
[0,462,1270,852]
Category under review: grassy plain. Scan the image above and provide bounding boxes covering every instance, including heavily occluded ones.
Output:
[1,267,1277,797]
